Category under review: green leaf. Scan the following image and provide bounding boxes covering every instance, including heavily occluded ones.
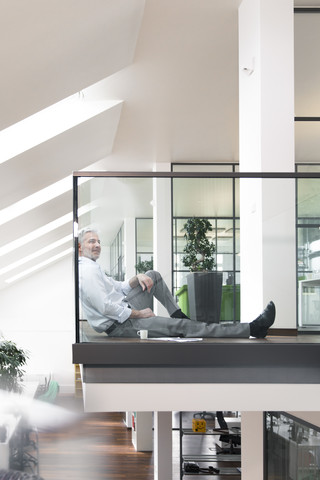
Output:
[182,218,216,272]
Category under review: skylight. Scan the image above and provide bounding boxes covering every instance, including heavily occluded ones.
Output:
[0,93,122,165]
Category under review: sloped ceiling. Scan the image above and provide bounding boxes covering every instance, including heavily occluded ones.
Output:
[0,0,145,289]
[0,0,319,289]
[0,0,145,130]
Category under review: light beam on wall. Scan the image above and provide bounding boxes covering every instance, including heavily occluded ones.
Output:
[5,248,73,284]
[0,176,90,227]
[0,234,73,276]
[0,94,122,165]
[0,204,95,257]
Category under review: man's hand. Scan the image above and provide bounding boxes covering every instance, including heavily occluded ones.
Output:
[129,274,153,293]
[137,274,153,292]
[129,308,155,319]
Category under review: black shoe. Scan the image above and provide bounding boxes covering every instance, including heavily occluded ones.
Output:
[171,309,189,319]
[249,301,276,338]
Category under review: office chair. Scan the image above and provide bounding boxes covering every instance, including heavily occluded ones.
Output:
[193,411,215,420]
[216,411,241,454]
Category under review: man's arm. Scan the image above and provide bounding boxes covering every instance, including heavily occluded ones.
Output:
[129,308,155,319]
[80,262,132,324]
[129,274,153,293]
[128,274,155,319]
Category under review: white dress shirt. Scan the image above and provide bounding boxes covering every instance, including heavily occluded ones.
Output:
[79,256,132,332]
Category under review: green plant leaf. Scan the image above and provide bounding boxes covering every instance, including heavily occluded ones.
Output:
[182,218,216,272]
[0,340,29,392]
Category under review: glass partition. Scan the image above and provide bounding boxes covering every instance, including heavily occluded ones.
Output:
[136,218,153,273]
[297,166,320,328]
[74,171,320,343]
[75,175,154,342]
[172,176,239,323]
[265,412,320,480]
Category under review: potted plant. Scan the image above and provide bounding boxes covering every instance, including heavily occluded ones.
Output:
[135,258,153,274]
[0,339,28,393]
[182,218,222,323]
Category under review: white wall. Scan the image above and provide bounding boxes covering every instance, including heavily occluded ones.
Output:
[241,412,264,480]
[86,0,241,170]
[0,256,75,393]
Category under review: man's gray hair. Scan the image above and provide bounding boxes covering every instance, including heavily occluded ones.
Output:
[78,227,99,246]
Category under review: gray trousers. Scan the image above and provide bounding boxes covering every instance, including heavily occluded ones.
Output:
[109,270,250,338]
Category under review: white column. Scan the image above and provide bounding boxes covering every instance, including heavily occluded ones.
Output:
[124,217,138,434]
[131,412,153,451]
[239,0,296,329]
[241,412,264,480]
[153,164,172,316]
[124,217,136,280]
[152,166,173,478]
[154,412,172,480]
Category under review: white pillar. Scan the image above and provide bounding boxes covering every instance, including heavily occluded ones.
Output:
[131,411,153,452]
[152,166,173,477]
[124,217,136,280]
[153,164,172,316]
[239,0,296,329]
[241,412,264,480]
[154,412,172,480]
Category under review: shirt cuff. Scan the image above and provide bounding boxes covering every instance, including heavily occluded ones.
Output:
[118,305,132,324]
[121,280,132,295]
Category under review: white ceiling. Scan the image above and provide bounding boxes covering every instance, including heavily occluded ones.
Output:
[0,0,319,289]
[0,0,145,130]
[0,0,144,288]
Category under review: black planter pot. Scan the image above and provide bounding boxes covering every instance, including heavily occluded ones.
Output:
[187,271,223,324]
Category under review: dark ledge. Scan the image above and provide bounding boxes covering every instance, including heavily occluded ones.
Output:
[72,336,320,384]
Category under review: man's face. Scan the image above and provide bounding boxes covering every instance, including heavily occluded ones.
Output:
[80,232,101,261]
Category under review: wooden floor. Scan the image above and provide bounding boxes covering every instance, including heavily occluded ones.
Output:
[35,397,240,480]
[37,397,153,480]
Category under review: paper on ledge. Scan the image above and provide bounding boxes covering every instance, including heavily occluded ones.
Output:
[149,337,203,342]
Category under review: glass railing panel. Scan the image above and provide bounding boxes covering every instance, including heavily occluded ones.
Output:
[172,177,234,218]
[136,218,153,273]
[296,122,320,163]
[74,172,320,342]
[296,174,320,328]
[297,176,320,221]
[75,175,154,342]
[265,412,320,480]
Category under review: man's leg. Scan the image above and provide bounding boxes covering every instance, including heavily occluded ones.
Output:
[109,316,250,338]
[126,270,179,316]
[108,302,275,339]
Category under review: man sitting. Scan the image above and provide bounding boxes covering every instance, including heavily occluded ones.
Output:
[78,228,275,339]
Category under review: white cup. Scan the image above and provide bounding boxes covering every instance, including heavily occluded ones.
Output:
[137,329,148,339]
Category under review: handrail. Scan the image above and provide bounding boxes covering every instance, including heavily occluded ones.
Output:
[73,171,320,179]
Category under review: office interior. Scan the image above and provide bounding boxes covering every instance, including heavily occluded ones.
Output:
[1,0,320,479]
